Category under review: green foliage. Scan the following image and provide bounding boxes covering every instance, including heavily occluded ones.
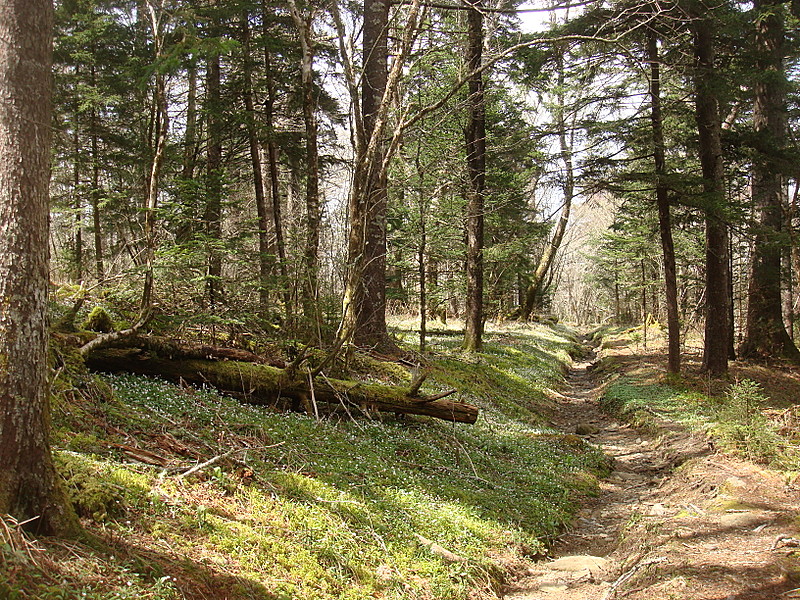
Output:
[711,380,783,462]
[602,378,797,468]
[40,324,607,599]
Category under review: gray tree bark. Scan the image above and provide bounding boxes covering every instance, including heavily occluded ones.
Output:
[463,0,486,352]
[0,0,78,535]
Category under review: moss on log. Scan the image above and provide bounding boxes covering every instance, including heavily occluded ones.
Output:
[85,349,478,424]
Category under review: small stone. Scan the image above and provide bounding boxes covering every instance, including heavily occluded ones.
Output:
[548,555,611,576]
[575,423,600,435]
[649,503,668,516]
[539,582,569,593]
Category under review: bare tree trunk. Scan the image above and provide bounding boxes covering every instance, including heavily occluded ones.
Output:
[287,1,321,325]
[140,2,168,318]
[521,50,572,321]
[463,0,485,352]
[342,0,391,349]
[648,31,680,373]
[337,0,421,349]
[262,22,291,320]
[0,0,78,536]
[182,59,197,182]
[205,35,223,308]
[72,118,83,282]
[90,64,104,281]
[693,15,731,376]
[417,162,427,353]
[740,0,799,360]
[241,14,271,316]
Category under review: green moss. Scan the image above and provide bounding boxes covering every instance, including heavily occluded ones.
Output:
[54,453,142,523]
[81,306,115,333]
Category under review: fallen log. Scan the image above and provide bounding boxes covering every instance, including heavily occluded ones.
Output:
[80,333,286,367]
[85,349,478,424]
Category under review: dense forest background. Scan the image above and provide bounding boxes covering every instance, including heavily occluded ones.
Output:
[50,0,800,373]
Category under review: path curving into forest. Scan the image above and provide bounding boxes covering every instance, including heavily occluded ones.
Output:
[504,347,800,600]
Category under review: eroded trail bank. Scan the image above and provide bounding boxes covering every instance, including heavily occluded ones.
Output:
[505,351,800,600]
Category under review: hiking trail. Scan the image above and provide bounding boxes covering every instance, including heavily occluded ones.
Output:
[504,345,800,600]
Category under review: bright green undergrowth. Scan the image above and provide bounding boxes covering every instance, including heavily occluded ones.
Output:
[602,378,799,469]
[4,323,609,600]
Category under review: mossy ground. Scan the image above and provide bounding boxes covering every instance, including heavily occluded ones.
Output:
[2,321,609,600]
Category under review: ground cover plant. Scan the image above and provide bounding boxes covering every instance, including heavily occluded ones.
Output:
[1,323,608,600]
[597,327,800,472]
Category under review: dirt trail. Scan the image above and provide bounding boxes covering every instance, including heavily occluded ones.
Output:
[504,351,800,600]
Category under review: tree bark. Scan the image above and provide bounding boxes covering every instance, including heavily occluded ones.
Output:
[463,0,486,352]
[90,64,104,281]
[140,2,168,319]
[72,116,83,282]
[205,19,223,308]
[0,0,78,535]
[340,0,392,349]
[692,15,731,376]
[648,31,680,373]
[740,0,799,360]
[287,1,321,326]
[262,25,291,319]
[241,14,271,316]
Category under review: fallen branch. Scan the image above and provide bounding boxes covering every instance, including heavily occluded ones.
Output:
[413,533,466,563]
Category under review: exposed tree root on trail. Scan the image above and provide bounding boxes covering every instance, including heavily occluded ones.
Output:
[504,343,800,600]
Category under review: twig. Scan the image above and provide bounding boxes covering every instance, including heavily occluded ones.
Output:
[177,443,284,479]
[602,556,666,600]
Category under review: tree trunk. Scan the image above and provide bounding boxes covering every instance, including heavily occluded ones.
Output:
[463,0,485,352]
[205,28,223,308]
[263,33,291,320]
[740,0,799,360]
[140,6,168,318]
[418,181,427,353]
[521,50,572,321]
[241,14,271,316]
[692,15,731,376]
[72,118,83,282]
[0,0,78,536]
[90,64,104,281]
[340,0,392,349]
[287,1,321,325]
[648,31,680,373]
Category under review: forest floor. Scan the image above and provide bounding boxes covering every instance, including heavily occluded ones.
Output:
[505,333,800,600]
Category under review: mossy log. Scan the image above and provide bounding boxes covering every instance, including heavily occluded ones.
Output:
[79,333,284,366]
[85,349,478,424]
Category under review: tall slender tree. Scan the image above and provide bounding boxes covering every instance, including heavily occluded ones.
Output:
[648,30,681,373]
[205,10,224,308]
[691,11,732,376]
[463,0,486,351]
[287,0,322,326]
